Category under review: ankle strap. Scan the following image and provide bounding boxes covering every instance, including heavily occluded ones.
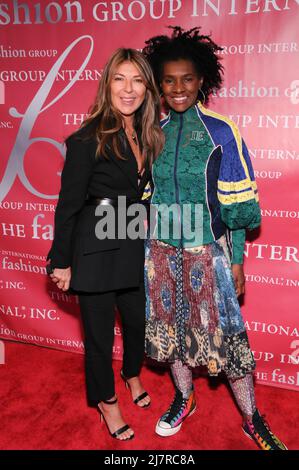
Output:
[102,396,118,405]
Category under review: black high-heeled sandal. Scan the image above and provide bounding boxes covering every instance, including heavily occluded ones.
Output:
[120,370,151,408]
[98,396,134,440]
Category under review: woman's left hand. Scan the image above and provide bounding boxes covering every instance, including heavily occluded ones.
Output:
[50,267,71,292]
[231,264,245,297]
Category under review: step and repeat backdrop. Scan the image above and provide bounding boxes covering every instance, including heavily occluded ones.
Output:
[0,0,298,390]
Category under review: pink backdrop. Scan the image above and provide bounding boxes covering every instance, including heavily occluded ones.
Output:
[1,0,298,391]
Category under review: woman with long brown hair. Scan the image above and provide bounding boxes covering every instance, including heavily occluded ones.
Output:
[47,48,164,441]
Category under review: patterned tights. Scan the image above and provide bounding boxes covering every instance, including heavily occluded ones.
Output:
[228,373,256,419]
[170,360,193,399]
[170,360,256,419]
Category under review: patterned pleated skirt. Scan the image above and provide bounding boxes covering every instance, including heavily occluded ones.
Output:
[144,237,256,379]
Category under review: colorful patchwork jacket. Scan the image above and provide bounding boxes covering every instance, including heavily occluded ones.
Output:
[151,102,261,264]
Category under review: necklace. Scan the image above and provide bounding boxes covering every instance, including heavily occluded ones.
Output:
[125,128,138,145]
[125,127,144,180]
[131,131,138,145]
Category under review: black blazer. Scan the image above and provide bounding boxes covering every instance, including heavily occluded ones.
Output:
[47,127,150,292]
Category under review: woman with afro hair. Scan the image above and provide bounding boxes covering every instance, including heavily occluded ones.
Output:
[142,26,287,450]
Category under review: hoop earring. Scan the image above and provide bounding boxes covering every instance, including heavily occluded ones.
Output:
[198,88,205,104]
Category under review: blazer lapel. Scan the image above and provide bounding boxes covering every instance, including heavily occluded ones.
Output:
[107,129,139,191]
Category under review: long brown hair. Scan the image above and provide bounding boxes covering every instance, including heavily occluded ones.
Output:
[79,48,164,165]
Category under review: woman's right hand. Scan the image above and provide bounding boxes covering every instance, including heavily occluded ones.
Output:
[231,264,245,297]
[50,267,71,292]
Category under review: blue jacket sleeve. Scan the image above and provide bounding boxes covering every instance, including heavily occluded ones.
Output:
[218,124,261,230]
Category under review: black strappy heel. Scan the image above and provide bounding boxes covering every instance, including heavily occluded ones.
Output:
[98,396,134,440]
[120,370,151,408]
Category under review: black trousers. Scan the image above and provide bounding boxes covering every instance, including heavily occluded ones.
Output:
[78,283,145,406]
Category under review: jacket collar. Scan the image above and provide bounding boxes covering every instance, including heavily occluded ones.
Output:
[169,102,205,123]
